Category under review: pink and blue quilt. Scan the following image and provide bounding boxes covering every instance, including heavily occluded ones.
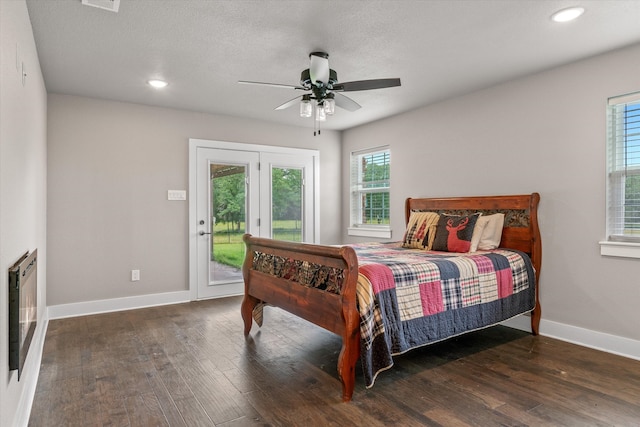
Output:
[352,242,536,387]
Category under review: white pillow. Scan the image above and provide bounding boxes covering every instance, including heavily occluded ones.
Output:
[469,213,505,252]
[469,216,486,252]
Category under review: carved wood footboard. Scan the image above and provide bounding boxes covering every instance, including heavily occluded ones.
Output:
[240,235,361,401]
[241,193,541,402]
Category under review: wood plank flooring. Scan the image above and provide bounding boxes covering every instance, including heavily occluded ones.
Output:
[29,296,640,426]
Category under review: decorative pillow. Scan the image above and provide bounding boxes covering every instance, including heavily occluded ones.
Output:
[432,213,480,253]
[475,213,505,251]
[402,211,440,250]
[469,217,487,252]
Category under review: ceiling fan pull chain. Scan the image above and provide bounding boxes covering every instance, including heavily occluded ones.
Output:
[313,105,318,136]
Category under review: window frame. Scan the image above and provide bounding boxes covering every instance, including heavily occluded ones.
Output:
[347,146,392,239]
[600,91,640,258]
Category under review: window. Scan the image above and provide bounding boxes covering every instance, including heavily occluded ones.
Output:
[602,91,640,257]
[348,147,391,238]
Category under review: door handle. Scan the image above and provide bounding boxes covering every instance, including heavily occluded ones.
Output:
[199,231,212,236]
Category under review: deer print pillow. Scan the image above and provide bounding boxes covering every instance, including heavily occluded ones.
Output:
[432,213,481,253]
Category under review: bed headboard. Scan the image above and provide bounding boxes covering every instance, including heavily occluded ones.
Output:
[404,193,541,278]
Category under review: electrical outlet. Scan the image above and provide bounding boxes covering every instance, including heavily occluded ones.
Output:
[131,269,140,281]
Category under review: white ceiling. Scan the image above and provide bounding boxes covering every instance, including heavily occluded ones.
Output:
[25,0,640,131]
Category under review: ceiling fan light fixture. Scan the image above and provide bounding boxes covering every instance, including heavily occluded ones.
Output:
[551,6,585,22]
[299,95,312,118]
[315,103,327,122]
[324,94,335,115]
[309,52,330,85]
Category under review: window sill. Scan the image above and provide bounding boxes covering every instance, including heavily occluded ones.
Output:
[599,241,640,259]
[348,227,392,239]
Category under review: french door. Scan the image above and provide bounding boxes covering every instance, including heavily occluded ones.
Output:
[189,139,318,300]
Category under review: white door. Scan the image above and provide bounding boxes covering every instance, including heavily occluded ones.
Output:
[195,147,259,299]
[190,140,318,300]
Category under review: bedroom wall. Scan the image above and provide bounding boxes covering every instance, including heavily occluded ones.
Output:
[46,94,341,307]
[0,1,48,426]
[342,42,640,346]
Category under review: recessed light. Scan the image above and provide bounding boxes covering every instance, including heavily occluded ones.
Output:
[148,79,168,88]
[551,6,585,23]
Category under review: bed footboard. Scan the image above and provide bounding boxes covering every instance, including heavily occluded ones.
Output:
[241,234,360,402]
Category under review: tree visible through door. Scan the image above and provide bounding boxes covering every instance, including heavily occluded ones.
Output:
[210,163,247,283]
[209,165,305,284]
[271,167,303,243]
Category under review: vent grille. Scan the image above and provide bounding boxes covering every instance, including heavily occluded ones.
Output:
[81,0,120,13]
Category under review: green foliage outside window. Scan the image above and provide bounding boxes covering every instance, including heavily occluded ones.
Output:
[211,167,303,267]
[625,174,640,233]
[358,150,390,224]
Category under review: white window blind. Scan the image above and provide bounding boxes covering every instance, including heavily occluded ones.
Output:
[606,92,640,243]
[349,147,390,236]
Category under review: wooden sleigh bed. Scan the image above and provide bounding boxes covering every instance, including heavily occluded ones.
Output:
[241,193,541,402]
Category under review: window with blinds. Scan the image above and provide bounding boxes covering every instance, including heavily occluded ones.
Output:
[607,92,640,242]
[348,147,391,238]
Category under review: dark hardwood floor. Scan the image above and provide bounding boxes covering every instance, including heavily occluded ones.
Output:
[29,296,640,426]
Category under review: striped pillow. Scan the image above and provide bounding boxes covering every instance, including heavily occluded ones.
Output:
[402,211,440,249]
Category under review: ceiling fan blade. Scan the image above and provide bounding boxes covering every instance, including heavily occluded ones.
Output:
[238,80,305,90]
[332,78,401,92]
[274,96,302,110]
[309,52,329,85]
[334,92,361,112]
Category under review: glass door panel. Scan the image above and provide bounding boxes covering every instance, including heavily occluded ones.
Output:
[260,152,316,244]
[210,163,246,284]
[271,167,303,242]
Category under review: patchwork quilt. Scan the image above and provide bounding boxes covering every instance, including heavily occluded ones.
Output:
[353,242,536,387]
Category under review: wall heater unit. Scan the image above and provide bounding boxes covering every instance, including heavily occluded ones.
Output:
[8,249,37,380]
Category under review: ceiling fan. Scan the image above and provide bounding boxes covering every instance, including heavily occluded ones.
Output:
[239,52,401,133]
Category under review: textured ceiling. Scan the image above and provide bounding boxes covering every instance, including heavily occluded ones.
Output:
[26,0,640,131]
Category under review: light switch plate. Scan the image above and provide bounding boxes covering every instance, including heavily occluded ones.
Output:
[168,190,187,201]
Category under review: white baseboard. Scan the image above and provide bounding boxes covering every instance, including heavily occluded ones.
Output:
[47,290,191,319]
[502,315,640,362]
[14,314,49,427]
